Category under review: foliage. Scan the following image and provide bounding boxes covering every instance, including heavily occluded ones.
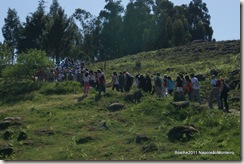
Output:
[2,49,53,81]
[2,0,214,62]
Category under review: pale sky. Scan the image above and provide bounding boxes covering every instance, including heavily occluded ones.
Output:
[0,0,241,42]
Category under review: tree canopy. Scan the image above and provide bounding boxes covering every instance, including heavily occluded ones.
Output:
[1,0,214,63]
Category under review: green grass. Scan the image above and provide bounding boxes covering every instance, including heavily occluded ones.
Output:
[0,40,240,160]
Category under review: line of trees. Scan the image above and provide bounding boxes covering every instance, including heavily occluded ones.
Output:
[0,0,213,66]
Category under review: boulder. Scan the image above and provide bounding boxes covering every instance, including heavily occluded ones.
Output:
[76,136,94,144]
[97,120,108,129]
[168,125,197,142]
[173,92,186,102]
[136,134,150,144]
[171,101,190,109]
[17,131,27,141]
[108,103,125,112]
[3,130,14,140]
[0,117,22,130]
[0,147,13,157]
[0,122,10,130]
[124,90,143,103]
[142,143,158,153]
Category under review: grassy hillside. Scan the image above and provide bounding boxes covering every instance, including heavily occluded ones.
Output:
[0,40,241,160]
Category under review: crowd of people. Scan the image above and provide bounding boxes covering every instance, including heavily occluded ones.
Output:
[35,64,230,112]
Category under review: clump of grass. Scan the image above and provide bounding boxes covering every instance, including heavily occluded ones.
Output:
[40,81,82,95]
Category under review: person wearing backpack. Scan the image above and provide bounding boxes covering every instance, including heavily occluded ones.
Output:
[163,74,168,97]
[175,75,184,93]
[167,76,174,95]
[118,72,125,92]
[208,75,221,109]
[154,73,163,97]
[190,74,201,104]
[111,72,119,91]
[124,71,133,93]
[97,69,106,95]
[184,75,192,101]
[220,78,230,112]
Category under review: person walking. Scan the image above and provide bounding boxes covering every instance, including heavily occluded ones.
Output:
[154,73,163,97]
[83,72,90,96]
[220,77,230,112]
[208,75,221,109]
[190,74,201,104]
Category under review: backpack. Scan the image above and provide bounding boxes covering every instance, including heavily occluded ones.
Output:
[223,83,230,93]
[216,79,221,87]
[127,74,134,84]
[195,78,200,88]
[155,77,161,87]
[164,78,168,87]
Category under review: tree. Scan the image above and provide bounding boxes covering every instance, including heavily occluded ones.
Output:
[153,0,175,48]
[172,19,187,46]
[73,9,99,61]
[44,0,80,63]
[123,0,154,54]
[0,42,12,76]
[186,0,213,41]
[2,49,53,81]
[2,8,22,64]
[17,0,48,53]
[99,0,124,59]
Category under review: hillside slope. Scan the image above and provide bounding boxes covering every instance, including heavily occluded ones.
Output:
[0,40,241,160]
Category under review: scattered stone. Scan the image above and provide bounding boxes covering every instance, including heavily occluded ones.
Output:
[124,90,143,103]
[103,93,111,97]
[133,90,143,103]
[142,143,158,153]
[23,140,34,146]
[4,117,21,121]
[0,146,13,157]
[0,117,22,130]
[108,103,125,112]
[0,122,10,130]
[17,131,27,141]
[34,129,55,136]
[171,101,190,109]
[136,134,150,144]
[97,120,108,129]
[76,136,94,144]
[124,94,134,102]
[3,130,14,140]
[168,125,198,142]
[173,92,186,102]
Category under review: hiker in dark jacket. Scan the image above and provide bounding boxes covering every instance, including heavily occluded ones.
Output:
[144,73,152,93]
[220,78,230,112]
[118,72,125,92]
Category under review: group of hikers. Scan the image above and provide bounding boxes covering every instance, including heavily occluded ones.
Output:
[36,64,230,113]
